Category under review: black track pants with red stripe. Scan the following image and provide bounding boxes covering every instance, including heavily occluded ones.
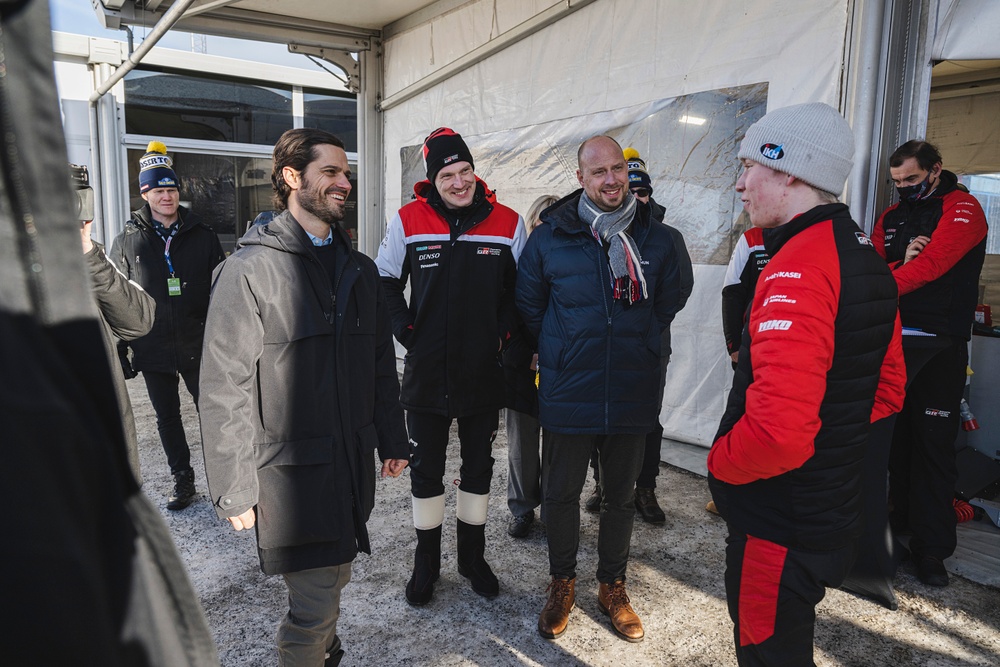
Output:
[724,531,855,667]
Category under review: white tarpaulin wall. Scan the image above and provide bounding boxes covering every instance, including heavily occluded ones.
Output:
[380,0,852,447]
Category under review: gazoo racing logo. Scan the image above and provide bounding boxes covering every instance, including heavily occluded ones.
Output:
[855,231,874,247]
[758,319,793,332]
[416,244,441,261]
[760,143,784,160]
[925,408,951,418]
[477,247,502,256]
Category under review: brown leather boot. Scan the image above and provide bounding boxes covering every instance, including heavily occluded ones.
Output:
[598,580,644,642]
[537,577,575,639]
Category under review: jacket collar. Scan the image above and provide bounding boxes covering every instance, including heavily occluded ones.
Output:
[239,209,352,257]
[132,203,196,235]
[900,169,961,210]
[762,202,850,258]
[542,188,652,242]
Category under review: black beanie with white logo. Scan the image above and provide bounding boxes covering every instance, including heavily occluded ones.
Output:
[422,127,474,183]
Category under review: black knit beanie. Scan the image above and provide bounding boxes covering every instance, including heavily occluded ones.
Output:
[422,127,474,183]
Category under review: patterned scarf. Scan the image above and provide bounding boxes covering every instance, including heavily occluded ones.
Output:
[578,190,647,304]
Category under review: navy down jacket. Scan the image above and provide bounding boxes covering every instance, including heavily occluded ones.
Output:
[515,190,681,434]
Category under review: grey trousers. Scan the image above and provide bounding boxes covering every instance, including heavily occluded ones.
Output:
[506,408,542,518]
[277,563,352,667]
[543,432,644,583]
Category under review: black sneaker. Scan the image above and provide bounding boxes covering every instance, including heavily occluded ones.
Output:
[167,469,196,511]
[507,512,534,538]
[916,555,949,587]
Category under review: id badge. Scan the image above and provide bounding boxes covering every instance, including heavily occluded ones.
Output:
[167,277,182,296]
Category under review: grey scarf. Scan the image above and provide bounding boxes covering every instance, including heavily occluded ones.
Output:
[578,191,647,304]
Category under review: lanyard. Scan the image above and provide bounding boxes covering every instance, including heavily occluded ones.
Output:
[157,226,178,277]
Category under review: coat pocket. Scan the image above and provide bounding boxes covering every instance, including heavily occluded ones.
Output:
[355,423,379,521]
[254,437,340,550]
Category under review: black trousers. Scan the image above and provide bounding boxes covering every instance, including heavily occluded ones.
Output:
[591,432,661,489]
[544,432,644,583]
[592,351,670,490]
[142,367,200,475]
[888,338,966,559]
[407,411,498,498]
[725,531,854,667]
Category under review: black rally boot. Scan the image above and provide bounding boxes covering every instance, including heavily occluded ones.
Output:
[457,520,499,598]
[166,469,196,511]
[405,526,441,606]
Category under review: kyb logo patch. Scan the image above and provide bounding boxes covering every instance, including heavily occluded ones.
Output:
[760,143,784,160]
[758,319,793,332]
[477,247,502,256]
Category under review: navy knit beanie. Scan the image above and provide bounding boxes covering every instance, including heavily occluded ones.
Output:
[139,140,179,193]
[624,147,653,195]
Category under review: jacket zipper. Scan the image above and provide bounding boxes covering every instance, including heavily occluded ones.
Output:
[592,229,613,432]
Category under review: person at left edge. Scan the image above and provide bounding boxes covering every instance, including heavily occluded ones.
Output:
[110,141,224,511]
[199,128,409,666]
[376,127,526,606]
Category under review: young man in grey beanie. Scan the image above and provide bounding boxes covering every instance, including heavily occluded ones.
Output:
[707,102,906,666]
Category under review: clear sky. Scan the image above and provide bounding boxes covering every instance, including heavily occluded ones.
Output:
[49,0,321,70]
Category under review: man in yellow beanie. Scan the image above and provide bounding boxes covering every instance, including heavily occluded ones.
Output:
[110,141,224,510]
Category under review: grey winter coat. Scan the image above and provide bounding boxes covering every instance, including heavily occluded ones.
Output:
[200,211,408,575]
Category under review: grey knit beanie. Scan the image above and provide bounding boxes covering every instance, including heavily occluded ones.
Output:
[737,102,854,195]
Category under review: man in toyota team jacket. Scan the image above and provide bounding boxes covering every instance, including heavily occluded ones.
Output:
[376,128,526,606]
[708,103,906,666]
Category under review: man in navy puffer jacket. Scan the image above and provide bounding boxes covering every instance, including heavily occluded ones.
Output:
[516,135,681,643]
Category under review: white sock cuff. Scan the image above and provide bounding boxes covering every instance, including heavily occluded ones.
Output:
[456,489,489,526]
[412,494,445,530]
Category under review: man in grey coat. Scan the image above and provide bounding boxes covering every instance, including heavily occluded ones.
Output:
[200,128,409,667]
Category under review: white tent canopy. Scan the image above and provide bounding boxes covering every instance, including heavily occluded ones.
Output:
[93,0,1000,446]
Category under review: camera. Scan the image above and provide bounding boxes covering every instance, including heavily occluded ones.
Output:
[69,163,95,222]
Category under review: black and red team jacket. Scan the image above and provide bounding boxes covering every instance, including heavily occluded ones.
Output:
[375,177,525,417]
[870,170,988,340]
[708,203,906,551]
[722,226,770,356]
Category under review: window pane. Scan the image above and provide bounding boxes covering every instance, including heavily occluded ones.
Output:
[125,69,293,145]
[127,149,359,252]
[303,89,357,152]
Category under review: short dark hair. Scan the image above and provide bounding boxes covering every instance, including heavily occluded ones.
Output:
[271,128,345,211]
[889,140,942,171]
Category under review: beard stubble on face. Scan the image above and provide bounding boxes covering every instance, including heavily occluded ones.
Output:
[298,172,346,226]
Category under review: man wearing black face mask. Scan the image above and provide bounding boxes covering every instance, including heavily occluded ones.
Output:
[871,140,988,587]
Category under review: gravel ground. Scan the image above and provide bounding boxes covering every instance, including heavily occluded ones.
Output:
[129,380,1000,666]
